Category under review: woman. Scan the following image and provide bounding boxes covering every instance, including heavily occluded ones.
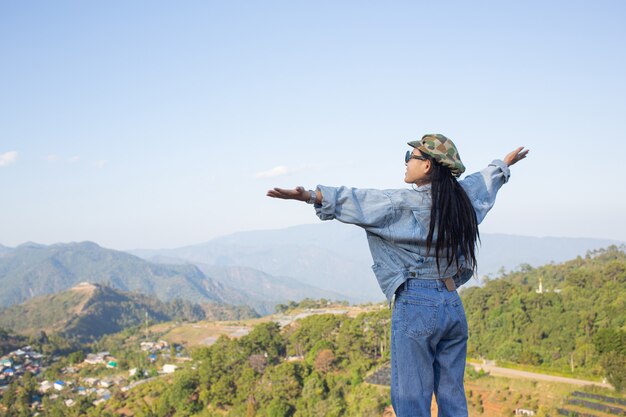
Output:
[267,134,528,417]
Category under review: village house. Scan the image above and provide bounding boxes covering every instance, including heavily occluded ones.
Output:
[140,341,155,351]
[1,367,15,377]
[84,353,108,365]
[13,348,27,357]
[111,375,127,385]
[83,377,99,386]
[95,388,112,400]
[24,362,40,374]
[13,364,23,375]
[39,380,54,393]
[1,346,45,384]
[162,364,177,374]
[99,379,112,388]
[30,399,41,411]
[140,340,169,352]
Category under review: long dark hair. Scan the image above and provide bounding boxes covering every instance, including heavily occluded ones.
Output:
[421,152,479,275]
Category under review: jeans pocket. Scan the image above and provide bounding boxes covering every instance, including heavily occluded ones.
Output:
[399,298,439,340]
[450,299,469,335]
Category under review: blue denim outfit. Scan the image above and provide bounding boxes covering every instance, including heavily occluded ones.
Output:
[313,160,510,417]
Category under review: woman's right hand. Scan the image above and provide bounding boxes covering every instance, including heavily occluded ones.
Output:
[266,186,310,201]
[503,147,529,167]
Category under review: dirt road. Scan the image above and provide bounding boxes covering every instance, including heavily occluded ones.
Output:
[470,362,613,389]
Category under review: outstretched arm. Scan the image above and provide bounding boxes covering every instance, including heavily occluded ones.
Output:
[266,186,321,204]
[503,146,529,167]
[268,185,393,229]
[460,146,529,223]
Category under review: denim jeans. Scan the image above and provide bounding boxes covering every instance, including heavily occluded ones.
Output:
[391,279,469,417]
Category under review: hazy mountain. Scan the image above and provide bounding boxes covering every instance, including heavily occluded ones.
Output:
[0,244,12,257]
[476,233,624,277]
[133,223,380,301]
[0,283,207,342]
[1,226,620,313]
[142,255,354,314]
[0,241,228,307]
[0,241,351,315]
[132,222,623,299]
[196,264,351,315]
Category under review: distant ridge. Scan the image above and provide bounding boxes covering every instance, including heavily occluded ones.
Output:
[1,227,621,312]
[0,241,226,307]
[477,233,625,277]
[131,223,623,297]
[195,264,350,315]
[0,241,350,315]
[0,283,207,342]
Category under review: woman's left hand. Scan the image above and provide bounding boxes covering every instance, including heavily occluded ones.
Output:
[266,186,310,201]
[504,147,529,167]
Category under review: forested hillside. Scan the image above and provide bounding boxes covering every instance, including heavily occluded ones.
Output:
[81,310,393,417]
[0,283,255,343]
[2,247,624,416]
[463,245,626,389]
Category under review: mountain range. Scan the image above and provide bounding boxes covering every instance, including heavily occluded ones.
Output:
[0,224,622,317]
[0,240,347,315]
[131,222,623,298]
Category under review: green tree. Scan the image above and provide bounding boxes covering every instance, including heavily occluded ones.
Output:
[256,362,305,413]
[267,398,294,417]
[600,351,626,391]
[594,328,626,355]
[241,321,285,363]
[210,373,236,408]
[68,350,86,364]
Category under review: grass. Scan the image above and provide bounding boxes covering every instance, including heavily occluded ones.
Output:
[468,358,603,382]
[149,305,384,347]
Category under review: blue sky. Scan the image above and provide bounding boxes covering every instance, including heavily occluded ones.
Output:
[1,1,625,250]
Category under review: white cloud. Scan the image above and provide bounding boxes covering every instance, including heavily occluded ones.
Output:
[255,165,292,178]
[68,156,81,163]
[0,151,18,167]
[45,154,58,162]
[94,160,108,169]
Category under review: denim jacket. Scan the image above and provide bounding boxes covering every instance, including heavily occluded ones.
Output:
[314,159,511,303]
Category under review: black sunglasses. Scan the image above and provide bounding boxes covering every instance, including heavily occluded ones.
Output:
[405,150,428,163]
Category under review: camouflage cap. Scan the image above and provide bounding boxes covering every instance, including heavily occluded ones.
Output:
[407,134,466,177]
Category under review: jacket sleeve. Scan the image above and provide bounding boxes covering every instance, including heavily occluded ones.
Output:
[459,159,511,224]
[314,185,393,232]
